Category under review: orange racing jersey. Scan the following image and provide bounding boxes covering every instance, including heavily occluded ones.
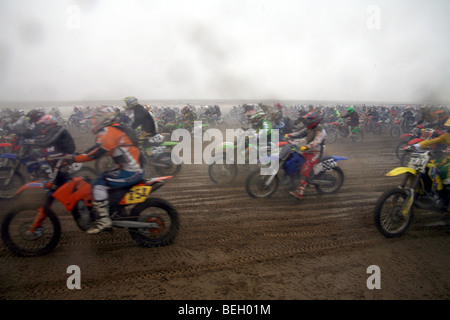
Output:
[74,124,142,172]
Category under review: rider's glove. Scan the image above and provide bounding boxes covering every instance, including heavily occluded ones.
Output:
[284,134,291,139]
[300,146,309,151]
[413,143,422,151]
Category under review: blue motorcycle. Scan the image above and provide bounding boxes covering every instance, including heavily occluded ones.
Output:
[245,140,348,198]
[0,141,97,198]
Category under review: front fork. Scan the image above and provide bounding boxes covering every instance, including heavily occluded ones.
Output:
[29,195,55,234]
[399,172,422,215]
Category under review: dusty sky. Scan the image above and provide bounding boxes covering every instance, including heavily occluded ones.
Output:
[0,0,449,103]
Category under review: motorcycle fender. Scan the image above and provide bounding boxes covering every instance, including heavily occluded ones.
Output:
[258,155,279,166]
[408,138,424,145]
[13,181,46,197]
[400,133,413,140]
[0,153,18,159]
[0,143,12,148]
[162,141,179,146]
[331,156,348,162]
[386,167,417,177]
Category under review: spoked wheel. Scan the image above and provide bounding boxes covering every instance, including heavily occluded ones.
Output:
[1,208,61,257]
[373,187,414,238]
[314,167,344,194]
[0,166,25,198]
[351,129,364,143]
[128,198,179,247]
[245,169,279,198]
[390,126,401,139]
[208,163,238,184]
[153,152,182,176]
[325,128,337,144]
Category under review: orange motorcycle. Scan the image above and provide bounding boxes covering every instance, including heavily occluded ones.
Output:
[1,157,180,257]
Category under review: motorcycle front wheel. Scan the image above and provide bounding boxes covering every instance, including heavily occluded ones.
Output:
[128,198,179,248]
[245,169,279,198]
[208,163,238,184]
[373,187,414,238]
[1,208,61,257]
[390,125,401,139]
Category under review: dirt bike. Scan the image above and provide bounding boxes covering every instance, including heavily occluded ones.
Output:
[373,147,449,238]
[245,139,348,198]
[0,143,97,198]
[207,132,268,184]
[0,132,22,166]
[399,128,445,166]
[324,118,364,143]
[67,115,90,134]
[95,135,182,178]
[390,117,416,138]
[0,157,180,257]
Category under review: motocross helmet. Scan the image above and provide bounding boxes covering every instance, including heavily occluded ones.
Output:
[347,106,355,114]
[26,109,45,123]
[92,106,119,134]
[302,112,322,129]
[123,96,139,110]
[247,110,265,124]
[36,114,58,133]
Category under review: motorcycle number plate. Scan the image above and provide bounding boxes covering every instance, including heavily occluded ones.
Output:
[124,186,152,204]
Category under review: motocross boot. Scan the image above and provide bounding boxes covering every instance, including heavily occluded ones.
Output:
[347,126,353,137]
[289,180,307,200]
[87,200,113,234]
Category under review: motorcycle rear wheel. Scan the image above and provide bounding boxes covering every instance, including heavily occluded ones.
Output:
[314,167,344,194]
[153,152,182,177]
[245,169,279,198]
[325,128,337,144]
[1,208,61,257]
[373,187,414,238]
[128,198,179,247]
[0,166,25,198]
[351,130,364,143]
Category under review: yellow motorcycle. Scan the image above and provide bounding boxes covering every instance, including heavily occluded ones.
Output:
[373,147,448,238]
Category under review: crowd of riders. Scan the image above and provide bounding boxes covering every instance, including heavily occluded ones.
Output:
[0,100,448,222]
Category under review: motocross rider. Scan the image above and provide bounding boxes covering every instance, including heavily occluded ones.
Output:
[245,109,274,145]
[30,114,76,177]
[342,106,360,137]
[285,112,327,200]
[69,106,144,234]
[413,117,450,192]
[123,96,158,139]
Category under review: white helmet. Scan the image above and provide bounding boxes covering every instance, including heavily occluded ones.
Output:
[92,106,118,133]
